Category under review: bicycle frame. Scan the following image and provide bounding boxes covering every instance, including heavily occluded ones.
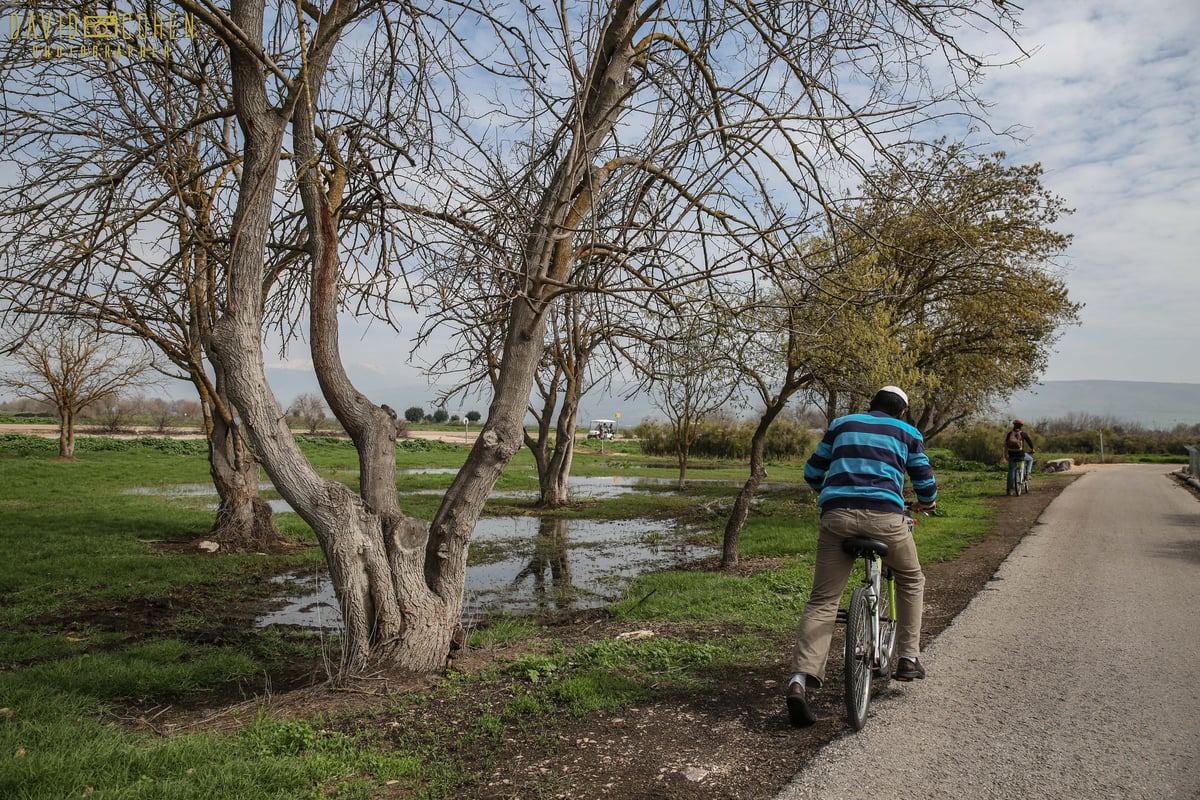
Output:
[863,556,885,669]
[841,533,899,730]
[868,540,899,670]
[1010,457,1032,495]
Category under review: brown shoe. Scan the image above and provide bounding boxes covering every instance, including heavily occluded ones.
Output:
[786,682,817,727]
[893,657,926,681]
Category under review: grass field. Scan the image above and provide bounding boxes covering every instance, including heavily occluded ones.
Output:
[0,433,1008,799]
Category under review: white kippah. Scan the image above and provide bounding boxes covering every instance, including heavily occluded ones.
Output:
[879,385,909,406]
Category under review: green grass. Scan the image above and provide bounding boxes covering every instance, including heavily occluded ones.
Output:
[0,431,1050,798]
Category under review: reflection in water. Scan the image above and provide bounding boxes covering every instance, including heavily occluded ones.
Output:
[257,514,705,628]
[510,517,572,611]
[124,480,712,627]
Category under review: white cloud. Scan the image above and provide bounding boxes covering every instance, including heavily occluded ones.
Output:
[976,0,1200,382]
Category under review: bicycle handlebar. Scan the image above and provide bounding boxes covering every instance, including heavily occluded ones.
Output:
[904,501,943,517]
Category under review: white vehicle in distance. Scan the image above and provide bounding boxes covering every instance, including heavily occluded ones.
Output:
[586,419,617,440]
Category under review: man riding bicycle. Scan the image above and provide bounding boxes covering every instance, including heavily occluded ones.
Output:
[1005,419,1036,495]
[786,386,937,727]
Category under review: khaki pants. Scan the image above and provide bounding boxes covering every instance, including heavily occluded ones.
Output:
[789,508,925,685]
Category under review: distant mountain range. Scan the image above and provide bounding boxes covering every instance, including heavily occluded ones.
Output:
[587,380,1200,432]
[998,381,1200,430]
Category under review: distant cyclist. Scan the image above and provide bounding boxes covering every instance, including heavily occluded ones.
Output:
[786,386,937,727]
[1004,419,1036,496]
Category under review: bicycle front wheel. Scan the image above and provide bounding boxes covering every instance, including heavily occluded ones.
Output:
[843,587,873,731]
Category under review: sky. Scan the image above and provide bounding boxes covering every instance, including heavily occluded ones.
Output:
[4,2,1197,424]
[261,1,1200,421]
[974,0,1200,384]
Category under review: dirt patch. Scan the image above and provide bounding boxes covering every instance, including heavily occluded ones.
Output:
[463,476,1074,800]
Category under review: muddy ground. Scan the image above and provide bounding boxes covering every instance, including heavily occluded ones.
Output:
[127,473,1081,800]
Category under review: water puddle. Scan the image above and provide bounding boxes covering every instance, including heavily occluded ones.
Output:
[126,474,702,514]
[127,479,714,627]
[258,514,705,628]
[125,482,293,513]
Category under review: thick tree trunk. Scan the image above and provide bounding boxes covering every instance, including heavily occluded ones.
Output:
[428,297,549,622]
[206,410,279,551]
[287,28,457,675]
[210,0,642,679]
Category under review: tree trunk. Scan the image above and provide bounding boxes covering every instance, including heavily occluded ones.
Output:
[206,410,279,551]
[526,383,558,505]
[676,445,689,490]
[428,296,550,629]
[57,406,75,459]
[539,392,580,508]
[208,0,640,680]
[721,403,786,568]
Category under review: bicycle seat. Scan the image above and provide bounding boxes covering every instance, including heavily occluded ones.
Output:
[841,536,889,558]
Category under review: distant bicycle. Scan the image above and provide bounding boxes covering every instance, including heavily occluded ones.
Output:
[1008,458,1031,496]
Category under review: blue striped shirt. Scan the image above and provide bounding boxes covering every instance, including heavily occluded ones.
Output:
[804,411,938,513]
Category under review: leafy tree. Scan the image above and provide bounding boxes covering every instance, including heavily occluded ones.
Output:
[404,406,425,424]
[822,143,1081,436]
[717,144,1078,566]
[465,411,481,423]
[432,407,449,424]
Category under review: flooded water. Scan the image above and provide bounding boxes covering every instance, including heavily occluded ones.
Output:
[124,482,293,512]
[128,478,712,628]
[258,514,705,628]
[126,474,686,513]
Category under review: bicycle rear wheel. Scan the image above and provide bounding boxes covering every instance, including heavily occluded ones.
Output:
[843,587,873,730]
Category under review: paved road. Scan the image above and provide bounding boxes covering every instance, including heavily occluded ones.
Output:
[776,464,1200,800]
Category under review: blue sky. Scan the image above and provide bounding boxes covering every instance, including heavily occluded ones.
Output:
[976,0,1200,383]
[6,2,1195,422]
[263,1,1200,419]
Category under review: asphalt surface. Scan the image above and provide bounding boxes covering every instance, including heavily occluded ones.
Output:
[775,464,1200,800]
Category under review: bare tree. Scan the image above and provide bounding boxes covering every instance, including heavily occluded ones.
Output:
[1,328,155,458]
[0,7,289,550]
[142,396,178,434]
[288,393,328,435]
[431,287,625,508]
[644,305,742,489]
[6,0,1031,677]
[200,0,1031,677]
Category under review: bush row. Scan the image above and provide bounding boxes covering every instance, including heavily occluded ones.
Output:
[632,418,814,461]
[937,421,1199,463]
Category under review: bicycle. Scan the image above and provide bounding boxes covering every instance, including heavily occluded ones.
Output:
[837,529,898,730]
[837,505,935,730]
[1008,457,1030,496]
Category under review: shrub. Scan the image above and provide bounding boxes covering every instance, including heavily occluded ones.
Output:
[633,417,813,461]
[938,424,1005,465]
